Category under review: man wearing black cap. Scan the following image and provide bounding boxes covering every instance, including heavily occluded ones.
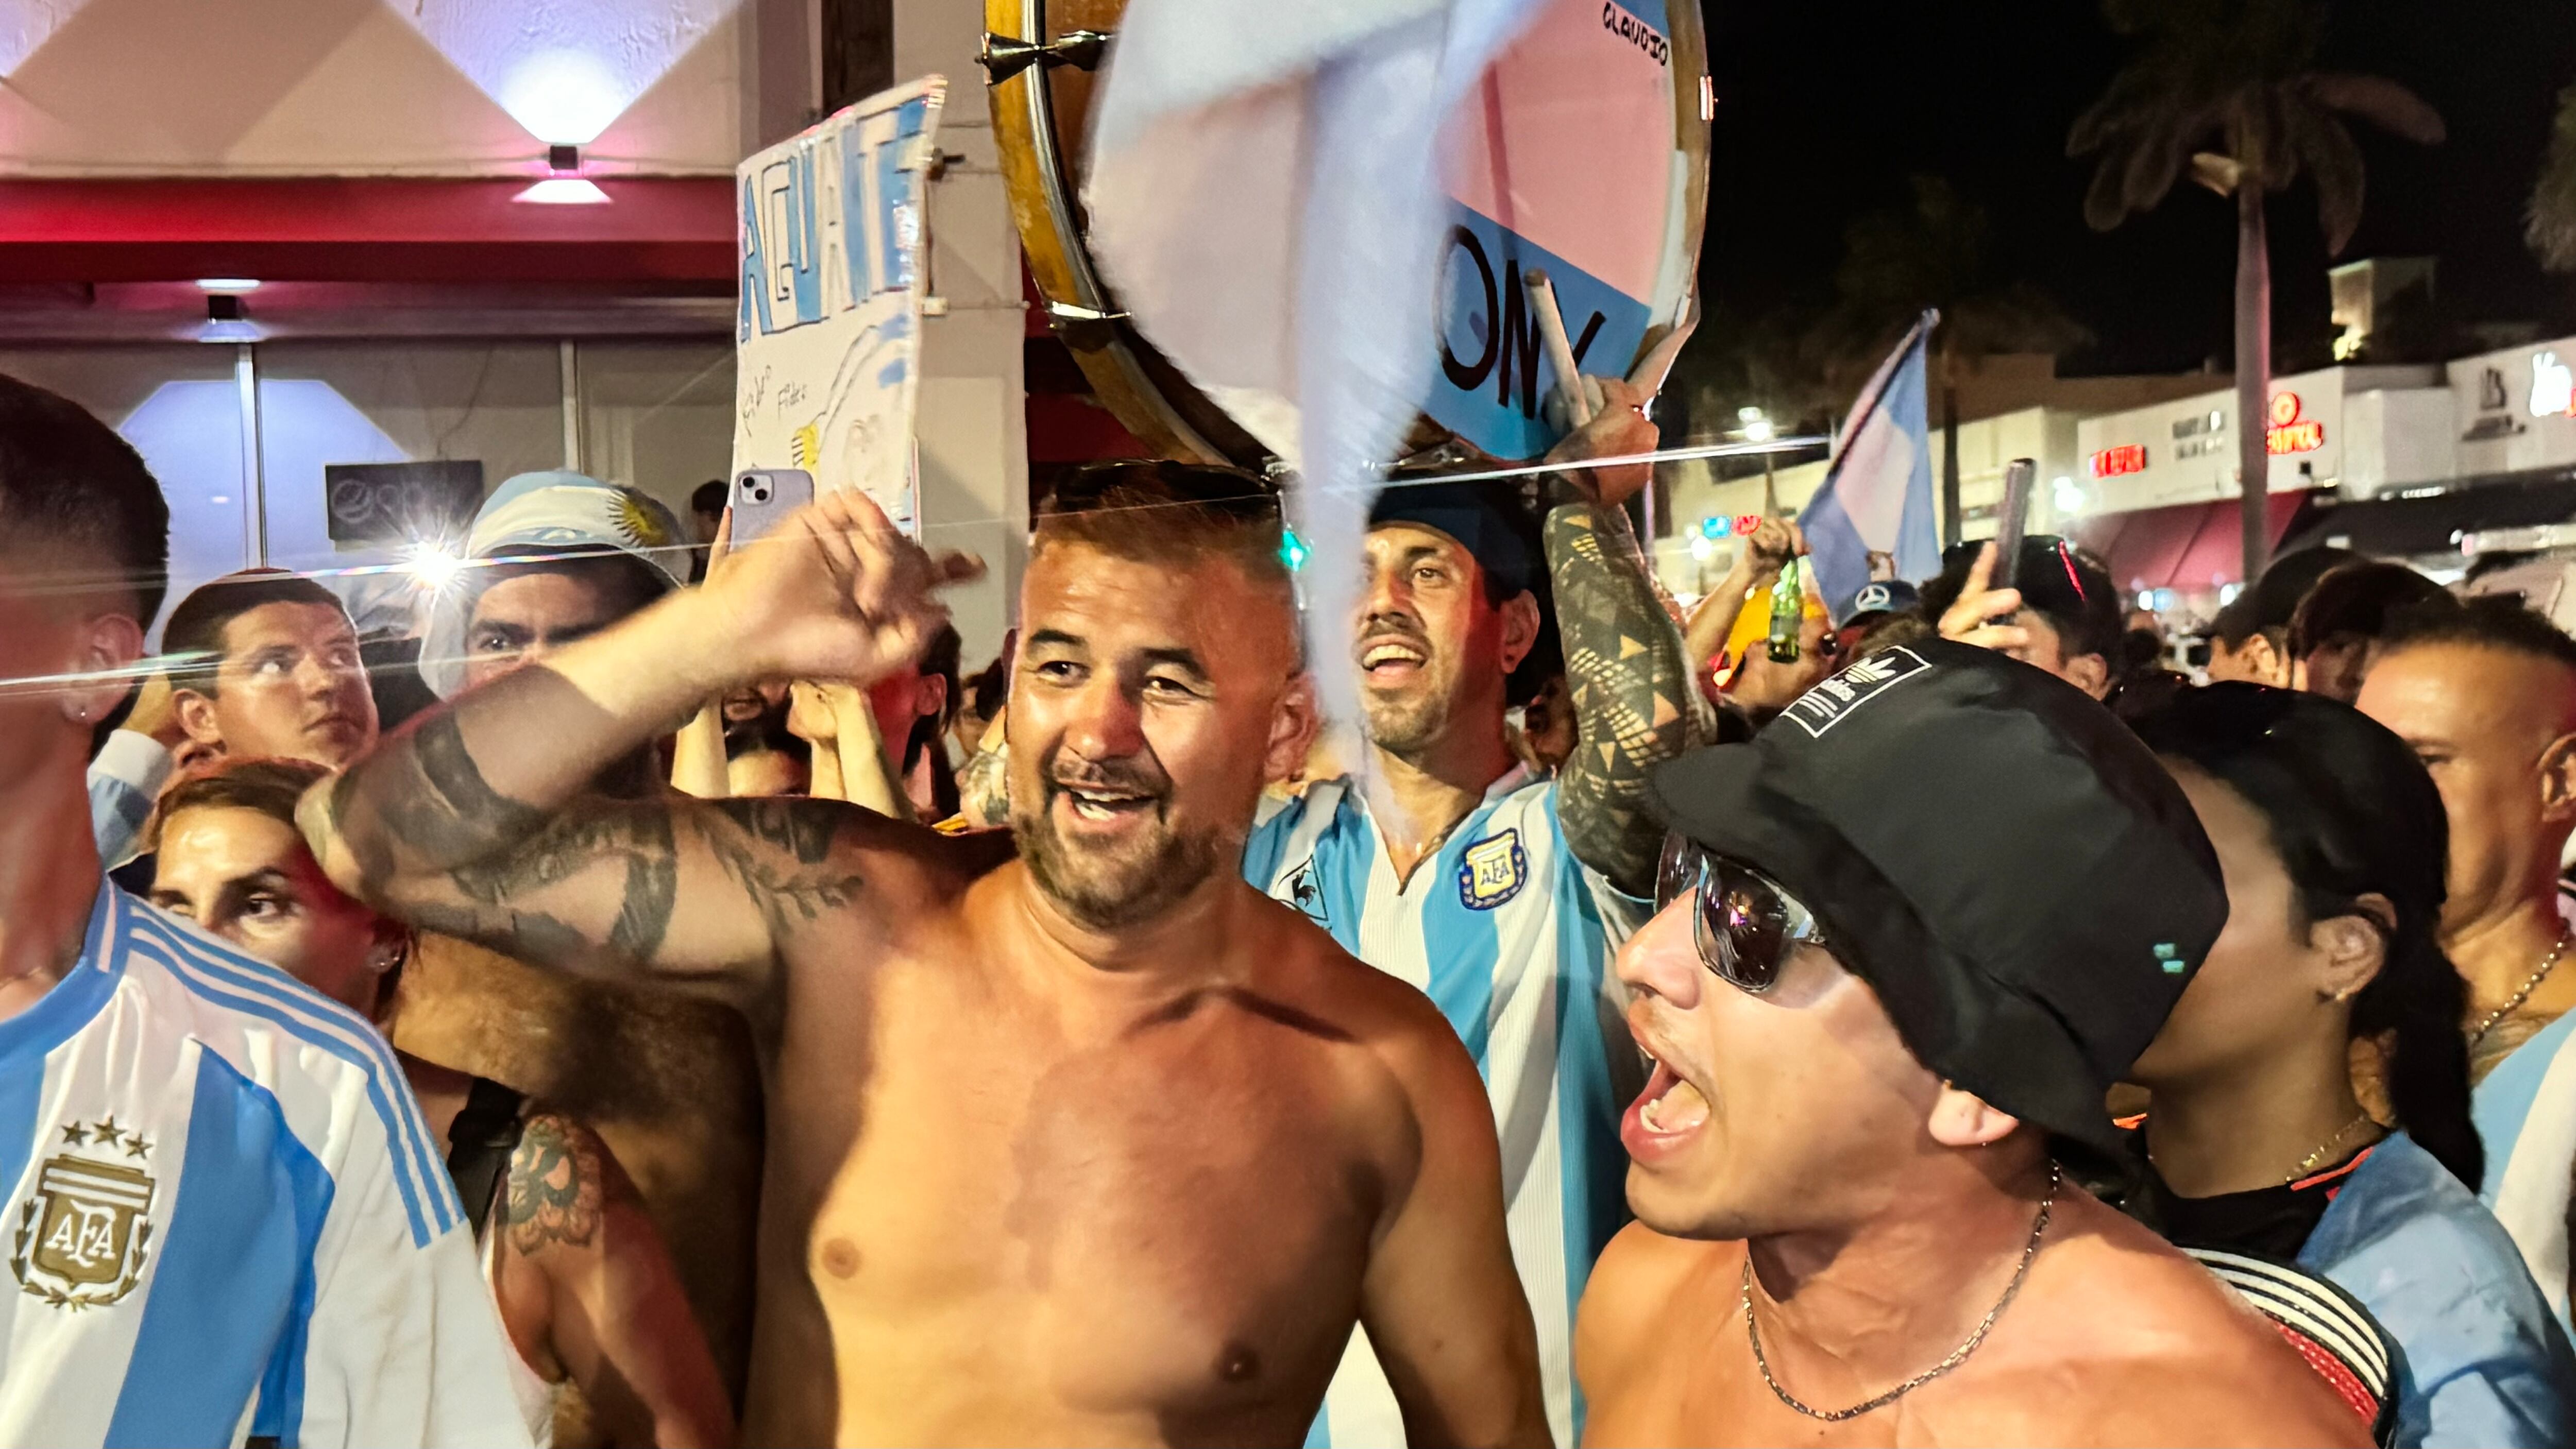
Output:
[1576,641,2368,1445]
[1245,378,1699,1446]
[2206,546,2357,686]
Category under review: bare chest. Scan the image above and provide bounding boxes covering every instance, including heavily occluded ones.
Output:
[786,964,1391,1437]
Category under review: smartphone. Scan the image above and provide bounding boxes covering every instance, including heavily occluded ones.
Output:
[731,468,816,544]
[1991,458,2036,591]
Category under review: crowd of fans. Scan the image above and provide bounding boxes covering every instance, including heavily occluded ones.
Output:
[12,357,2576,1446]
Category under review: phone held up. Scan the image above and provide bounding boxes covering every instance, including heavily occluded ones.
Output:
[730,468,817,545]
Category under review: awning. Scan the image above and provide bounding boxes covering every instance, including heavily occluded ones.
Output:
[2070,493,2312,595]
[0,178,735,285]
[2278,472,2576,559]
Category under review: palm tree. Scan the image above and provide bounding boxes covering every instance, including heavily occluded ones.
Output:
[2069,0,2442,578]
[1821,176,2092,545]
[2527,84,2576,271]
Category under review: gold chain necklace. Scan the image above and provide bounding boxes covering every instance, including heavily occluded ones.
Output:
[2468,926,2573,1051]
[2284,1114,2376,1186]
[1742,1162,2059,1422]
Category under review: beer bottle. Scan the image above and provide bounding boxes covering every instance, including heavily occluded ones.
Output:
[1766,555,1803,664]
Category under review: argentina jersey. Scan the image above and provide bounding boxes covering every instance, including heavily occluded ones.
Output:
[0,883,530,1449]
[1245,767,1650,1449]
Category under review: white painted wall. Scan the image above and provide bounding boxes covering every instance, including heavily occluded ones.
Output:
[0,0,799,175]
[899,0,1028,669]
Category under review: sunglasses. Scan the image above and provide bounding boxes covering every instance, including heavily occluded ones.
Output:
[1654,837,1829,994]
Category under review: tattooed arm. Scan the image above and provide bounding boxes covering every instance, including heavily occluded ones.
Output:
[301,490,972,990]
[495,1113,734,1448]
[1544,377,1705,897]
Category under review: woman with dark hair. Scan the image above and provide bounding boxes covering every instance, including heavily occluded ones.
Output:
[147,758,736,1449]
[2124,684,2576,1445]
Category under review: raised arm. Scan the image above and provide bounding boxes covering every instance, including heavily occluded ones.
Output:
[1543,377,1706,897]
[1681,516,1802,673]
[1361,1003,1551,1449]
[301,490,976,995]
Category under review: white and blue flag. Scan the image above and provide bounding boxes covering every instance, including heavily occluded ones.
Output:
[1800,310,1942,621]
[1084,0,1554,732]
[0,884,529,1448]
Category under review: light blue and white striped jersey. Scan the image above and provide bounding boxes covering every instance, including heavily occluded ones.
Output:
[0,883,531,1449]
[2475,1008,2576,1339]
[2469,892,2576,1342]
[1245,767,1649,1449]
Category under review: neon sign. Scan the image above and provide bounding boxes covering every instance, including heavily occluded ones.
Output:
[2266,392,2324,456]
[2532,352,2576,418]
[2089,445,2146,478]
[1698,514,1771,539]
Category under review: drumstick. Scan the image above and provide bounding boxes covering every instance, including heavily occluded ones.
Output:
[1522,269,1592,428]
[1628,297,1700,395]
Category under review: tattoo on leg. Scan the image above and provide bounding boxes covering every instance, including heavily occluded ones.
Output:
[505,1114,605,1254]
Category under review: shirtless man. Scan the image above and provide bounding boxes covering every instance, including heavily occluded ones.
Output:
[304,475,1547,1446]
[1576,640,2368,1446]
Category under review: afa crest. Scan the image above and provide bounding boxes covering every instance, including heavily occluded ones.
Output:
[1459,830,1529,911]
[12,1120,157,1310]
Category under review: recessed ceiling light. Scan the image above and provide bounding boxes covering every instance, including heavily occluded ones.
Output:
[195,278,261,294]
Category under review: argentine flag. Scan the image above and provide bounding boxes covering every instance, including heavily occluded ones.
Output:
[1801,311,1941,621]
[1082,0,1553,728]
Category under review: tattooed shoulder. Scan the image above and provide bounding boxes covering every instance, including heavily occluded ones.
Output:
[700,799,869,932]
[713,796,850,864]
[505,1113,612,1255]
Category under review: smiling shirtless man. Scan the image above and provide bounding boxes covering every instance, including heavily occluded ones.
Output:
[302,467,1546,1447]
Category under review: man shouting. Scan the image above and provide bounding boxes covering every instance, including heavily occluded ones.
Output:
[304,470,1547,1447]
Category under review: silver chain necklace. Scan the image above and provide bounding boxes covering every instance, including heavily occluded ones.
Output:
[2468,926,2573,1051]
[1742,1162,2060,1422]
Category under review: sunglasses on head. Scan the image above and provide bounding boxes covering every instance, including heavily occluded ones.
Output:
[1654,837,1829,994]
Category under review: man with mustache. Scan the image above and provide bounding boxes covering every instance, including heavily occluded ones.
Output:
[1244,376,1706,1446]
[302,469,1548,1446]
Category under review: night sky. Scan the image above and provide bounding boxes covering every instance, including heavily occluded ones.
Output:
[1699,1,2576,376]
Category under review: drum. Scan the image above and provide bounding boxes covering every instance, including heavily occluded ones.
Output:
[981,0,1709,468]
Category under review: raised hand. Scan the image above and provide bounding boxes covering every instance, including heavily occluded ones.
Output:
[702,490,982,690]
[1545,376,1660,509]
[1937,541,2030,654]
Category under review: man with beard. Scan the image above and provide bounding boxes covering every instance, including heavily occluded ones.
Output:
[303,474,1548,1446]
[1578,641,2369,1446]
[397,471,769,1404]
[1244,376,1701,1446]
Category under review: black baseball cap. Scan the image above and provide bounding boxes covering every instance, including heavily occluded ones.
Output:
[1368,479,1546,602]
[2211,546,2358,646]
[1645,638,2226,1163]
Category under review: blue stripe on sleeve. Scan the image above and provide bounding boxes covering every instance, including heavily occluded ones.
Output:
[127,936,440,1248]
[126,911,456,1239]
[106,1050,331,1449]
